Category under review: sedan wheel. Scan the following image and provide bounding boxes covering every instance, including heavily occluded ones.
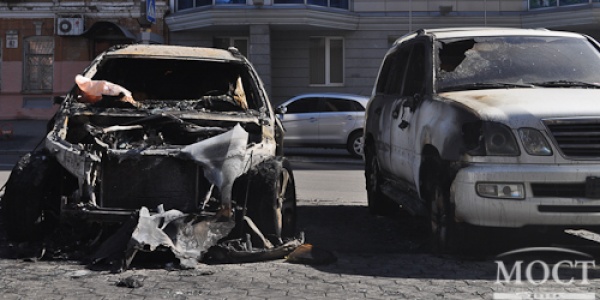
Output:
[347,131,364,158]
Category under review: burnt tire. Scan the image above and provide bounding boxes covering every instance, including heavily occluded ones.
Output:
[245,157,297,244]
[428,178,460,254]
[346,131,364,158]
[1,151,60,242]
[365,146,398,216]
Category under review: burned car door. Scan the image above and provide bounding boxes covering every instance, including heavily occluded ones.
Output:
[389,40,429,184]
[369,46,412,173]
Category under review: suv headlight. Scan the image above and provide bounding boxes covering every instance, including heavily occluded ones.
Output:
[483,122,520,156]
[476,183,525,199]
[518,128,552,156]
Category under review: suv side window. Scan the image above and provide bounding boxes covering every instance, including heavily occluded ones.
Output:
[403,43,426,97]
[323,98,359,112]
[286,98,320,113]
[382,46,411,95]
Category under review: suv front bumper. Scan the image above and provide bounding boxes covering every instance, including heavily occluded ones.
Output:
[452,163,600,228]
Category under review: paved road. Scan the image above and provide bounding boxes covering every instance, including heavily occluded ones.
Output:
[1,147,600,299]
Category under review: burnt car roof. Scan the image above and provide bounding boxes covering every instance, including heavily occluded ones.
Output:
[393,27,586,46]
[102,44,245,62]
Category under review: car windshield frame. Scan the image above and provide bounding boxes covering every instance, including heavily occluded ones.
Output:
[435,35,600,93]
[79,54,262,114]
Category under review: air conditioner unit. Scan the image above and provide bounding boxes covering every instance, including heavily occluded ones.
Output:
[56,17,84,36]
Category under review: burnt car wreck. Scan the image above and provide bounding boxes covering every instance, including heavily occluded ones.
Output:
[1,44,301,269]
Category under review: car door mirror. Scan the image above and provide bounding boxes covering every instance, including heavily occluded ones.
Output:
[275,106,287,114]
[54,95,66,105]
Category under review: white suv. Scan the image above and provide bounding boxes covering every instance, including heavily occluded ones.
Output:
[364,27,600,252]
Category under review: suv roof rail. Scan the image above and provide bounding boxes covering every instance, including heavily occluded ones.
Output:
[228,47,242,57]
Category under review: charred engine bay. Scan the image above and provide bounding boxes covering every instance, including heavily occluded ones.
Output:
[1,109,300,271]
[64,111,263,150]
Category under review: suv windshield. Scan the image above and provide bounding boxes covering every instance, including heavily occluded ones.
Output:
[436,35,600,92]
[89,57,258,112]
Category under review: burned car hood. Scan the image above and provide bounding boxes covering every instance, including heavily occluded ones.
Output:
[440,89,600,128]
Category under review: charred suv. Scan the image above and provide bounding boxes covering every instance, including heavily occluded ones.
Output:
[2,45,297,265]
[364,28,600,252]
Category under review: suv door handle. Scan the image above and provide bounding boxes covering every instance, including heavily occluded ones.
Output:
[392,105,401,119]
[347,115,354,120]
[310,117,317,122]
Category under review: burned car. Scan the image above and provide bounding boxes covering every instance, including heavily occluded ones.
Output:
[1,44,299,267]
[364,27,600,253]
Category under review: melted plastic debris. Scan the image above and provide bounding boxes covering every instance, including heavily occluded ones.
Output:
[91,207,236,271]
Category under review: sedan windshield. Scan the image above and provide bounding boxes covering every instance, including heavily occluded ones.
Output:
[436,35,600,92]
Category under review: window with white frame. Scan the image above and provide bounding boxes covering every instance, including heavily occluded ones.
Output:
[214,37,248,57]
[23,36,54,93]
[274,0,349,9]
[309,37,344,86]
[177,0,246,11]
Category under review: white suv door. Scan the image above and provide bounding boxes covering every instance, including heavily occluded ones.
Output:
[389,41,428,185]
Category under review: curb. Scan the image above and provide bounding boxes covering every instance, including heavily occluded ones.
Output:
[287,157,364,165]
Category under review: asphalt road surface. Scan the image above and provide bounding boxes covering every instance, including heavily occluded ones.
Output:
[0,148,600,299]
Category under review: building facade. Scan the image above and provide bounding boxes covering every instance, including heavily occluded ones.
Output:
[1,0,600,119]
[0,0,167,119]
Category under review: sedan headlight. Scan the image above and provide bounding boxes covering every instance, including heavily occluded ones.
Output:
[484,122,520,156]
[518,128,552,156]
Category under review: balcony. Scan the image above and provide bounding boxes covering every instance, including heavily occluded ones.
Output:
[178,0,349,12]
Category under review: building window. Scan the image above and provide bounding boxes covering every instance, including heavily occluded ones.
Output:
[529,0,594,9]
[177,0,245,11]
[214,37,248,57]
[23,36,54,93]
[274,0,349,8]
[274,0,348,8]
[215,0,246,3]
[306,0,348,8]
[310,37,344,86]
[178,0,349,11]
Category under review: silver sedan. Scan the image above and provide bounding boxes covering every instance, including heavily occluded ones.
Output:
[276,93,368,157]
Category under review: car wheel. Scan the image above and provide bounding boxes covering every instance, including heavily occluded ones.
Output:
[2,152,59,242]
[428,179,455,253]
[246,158,297,244]
[347,131,364,158]
[365,147,398,216]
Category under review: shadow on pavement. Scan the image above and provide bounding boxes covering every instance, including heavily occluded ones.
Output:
[296,205,600,280]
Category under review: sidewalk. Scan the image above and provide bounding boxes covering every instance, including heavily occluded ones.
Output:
[0,119,49,155]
